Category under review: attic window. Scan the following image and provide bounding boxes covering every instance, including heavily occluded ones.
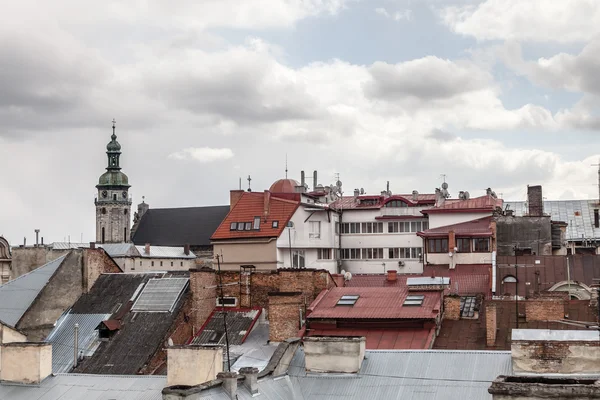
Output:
[337,295,359,306]
[403,295,424,306]
[253,216,261,230]
[237,223,245,231]
[272,221,279,228]
[230,222,237,231]
[244,222,252,231]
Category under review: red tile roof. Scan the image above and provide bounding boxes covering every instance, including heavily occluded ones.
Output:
[345,265,492,298]
[211,191,299,240]
[307,287,441,320]
[417,216,494,238]
[269,179,300,193]
[423,195,503,214]
[307,327,435,349]
[331,194,436,210]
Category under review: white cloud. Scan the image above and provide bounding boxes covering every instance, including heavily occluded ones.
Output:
[168,147,234,163]
[375,7,412,21]
[440,0,600,43]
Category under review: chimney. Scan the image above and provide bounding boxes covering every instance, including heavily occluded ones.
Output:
[485,302,497,347]
[145,243,150,255]
[268,292,302,342]
[229,190,244,211]
[527,185,543,217]
[511,329,600,375]
[90,242,96,250]
[0,342,52,384]
[239,367,259,396]
[23,237,26,247]
[313,170,318,191]
[412,190,418,202]
[166,345,224,387]
[263,190,271,219]
[35,229,40,247]
[303,336,366,373]
[41,237,44,246]
[301,171,305,187]
[217,372,239,400]
[184,244,190,256]
[387,270,397,282]
[448,230,456,252]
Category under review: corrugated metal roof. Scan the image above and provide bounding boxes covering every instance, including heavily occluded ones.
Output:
[0,373,166,400]
[134,245,196,259]
[0,255,67,327]
[505,200,600,240]
[51,242,89,250]
[45,313,112,373]
[131,278,189,312]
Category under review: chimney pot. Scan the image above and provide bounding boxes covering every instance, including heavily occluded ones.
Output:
[239,367,259,395]
[217,371,239,400]
[387,270,397,282]
[89,242,96,249]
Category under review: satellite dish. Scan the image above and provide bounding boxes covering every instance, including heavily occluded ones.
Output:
[344,272,352,281]
[360,188,365,194]
[167,338,174,347]
[441,182,449,190]
[448,252,454,257]
[336,180,342,187]
[464,191,470,200]
[341,270,346,275]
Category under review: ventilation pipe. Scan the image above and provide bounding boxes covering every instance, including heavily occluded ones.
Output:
[35,229,40,247]
[313,170,318,191]
[301,171,305,187]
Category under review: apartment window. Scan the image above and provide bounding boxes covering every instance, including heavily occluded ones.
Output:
[385,200,408,207]
[389,248,399,258]
[473,238,490,252]
[139,261,142,266]
[317,248,332,260]
[113,193,117,201]
[350,222,360,234]
[422,221,429,230]
[411,221,423,232]
[341,248,361,260]
[272,221,279,228]
[171,262,174,267]
[388,222,398,233]
[309,221,321,238]
[292,250,306,268]
[180,262,183,266]
[362,248,384,259]
[457,238,471,252]
[160,261,163,267]
[335,222,339,234]
[428,238,448,253]
[361,222,383,234]
[216,297,237,307]
[244,222,252,231]
[151,261,154,267]
[253,217,261,230]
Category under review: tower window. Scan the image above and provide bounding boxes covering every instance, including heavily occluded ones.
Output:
[101,227,105,244]
[124,227,127,242]
[113,194,117,201]
[102,208,107,215]
[124,209,128,215]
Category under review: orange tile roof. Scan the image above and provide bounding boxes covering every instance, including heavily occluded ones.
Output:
[211,191,300,240]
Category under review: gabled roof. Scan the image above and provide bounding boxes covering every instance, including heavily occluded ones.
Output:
[132,205,230,247]
[71,273,189,375]
[211,192,300,240]
[307,287,440,320]
[0,254,67,327]
[423,195,503,214]
[417,216,494,238]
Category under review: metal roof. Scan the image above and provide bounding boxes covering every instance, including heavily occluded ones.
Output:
[0,373,166,400]
[191,309,261,346]
[45,313,112,373]
[131,278,189,312]
[0,255,67,327]
[505,200,600,240]
[134,245,196,259]
[100,243,136,257]
[407,277,451,286]
[50,242,89,250]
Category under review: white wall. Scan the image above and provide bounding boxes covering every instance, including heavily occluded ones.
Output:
[426,251,492,268]
[428,212,491,229]
[339,209,425,274]
[276,205,339,274]
[115,257,196,272]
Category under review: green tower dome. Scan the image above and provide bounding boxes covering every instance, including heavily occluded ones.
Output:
[96,120,130,189]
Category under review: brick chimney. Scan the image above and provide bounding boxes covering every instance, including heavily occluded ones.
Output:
[0,342,52,384]
[387,270,397,282]
[145,243,150,255]
[527,185,543,217]
[486,302,497,346]
[184,244,190,256]
[268,292,302,342]
[166,345,224,387]
[229,190,244,211]
[263,190,271,219]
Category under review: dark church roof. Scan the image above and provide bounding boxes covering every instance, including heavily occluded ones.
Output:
[132,205,230,247]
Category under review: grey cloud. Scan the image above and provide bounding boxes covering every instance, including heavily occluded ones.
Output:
[364,57,492,101]
[428,129,457,141]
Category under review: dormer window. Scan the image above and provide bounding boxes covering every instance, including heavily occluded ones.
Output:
[385,200,408,208]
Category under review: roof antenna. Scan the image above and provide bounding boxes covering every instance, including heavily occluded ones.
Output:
[285,154,288,179]
[247,175,252,192]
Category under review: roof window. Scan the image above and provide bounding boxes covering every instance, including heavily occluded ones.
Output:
[403,295,424,306]
[336,295,359,306]
[253,216,261,230]
[230,222,237,231]
[272,221,279,228]
[244,222,252,231]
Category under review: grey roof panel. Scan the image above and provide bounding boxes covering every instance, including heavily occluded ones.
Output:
[46,313,112,373]
[131,278,189,312]
[0,254,67,327]
[134,245,196,259]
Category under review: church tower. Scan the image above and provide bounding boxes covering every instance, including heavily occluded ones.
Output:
[95,120,132,243]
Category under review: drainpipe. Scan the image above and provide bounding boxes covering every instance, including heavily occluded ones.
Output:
[492,250,497,295]
[74,323,79,368]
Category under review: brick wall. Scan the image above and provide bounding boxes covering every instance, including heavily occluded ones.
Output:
[485,302,497,347]
[189,269,217,328]
[83,248,122,292]
[527,185,543,217]
[269,292,302,342]
[525,293,566,321]
[512,338,600,374]
[443,296,461,320]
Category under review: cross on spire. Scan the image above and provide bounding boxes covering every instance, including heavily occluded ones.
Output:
[247,175,252,192]
[112,118,116,135]
[285,154,288,179]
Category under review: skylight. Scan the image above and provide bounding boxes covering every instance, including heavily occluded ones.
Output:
[403,295,424,306]
[336,295,359,306]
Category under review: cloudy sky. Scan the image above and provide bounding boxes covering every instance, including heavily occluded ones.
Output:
[2,0,600,245]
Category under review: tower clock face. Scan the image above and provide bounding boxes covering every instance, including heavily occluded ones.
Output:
[102,190,108,198]
[122,191,127,199]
